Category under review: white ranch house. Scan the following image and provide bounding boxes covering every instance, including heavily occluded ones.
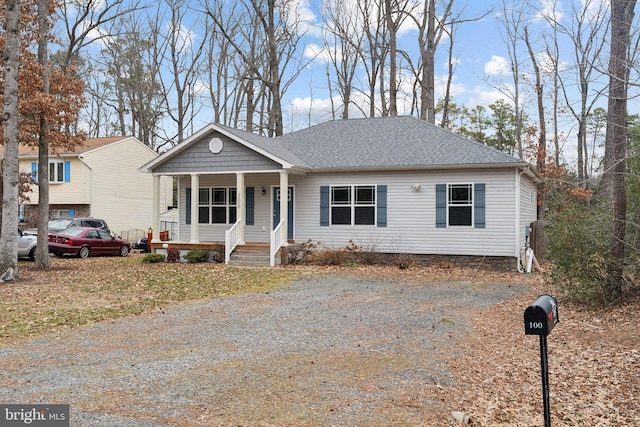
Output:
[140,116,539,270]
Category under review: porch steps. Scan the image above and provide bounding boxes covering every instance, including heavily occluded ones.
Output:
[228,243,272,267]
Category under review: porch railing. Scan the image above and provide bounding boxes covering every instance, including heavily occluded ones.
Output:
[270,220,286,267]
[225,220,242,263]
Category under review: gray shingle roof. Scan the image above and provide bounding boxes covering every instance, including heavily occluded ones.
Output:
[276,116,527,169]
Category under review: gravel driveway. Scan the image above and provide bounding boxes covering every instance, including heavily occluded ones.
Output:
[0,273,526,426]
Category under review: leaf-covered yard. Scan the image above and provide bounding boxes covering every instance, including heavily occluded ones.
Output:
[1,254,638,425]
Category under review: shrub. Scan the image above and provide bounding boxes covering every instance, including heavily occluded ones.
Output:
[209,250,224,263]
[184,249,210,263]
[142,253,165,263]
[393,252,415,270]
[166,245,181,263]
[546,202,618,305]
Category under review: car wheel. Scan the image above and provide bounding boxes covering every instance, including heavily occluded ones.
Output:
[28,247,36,261]
[120,245,130,257]
[78,247,90,258]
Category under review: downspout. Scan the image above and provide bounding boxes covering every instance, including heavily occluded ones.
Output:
[78,155,93,216]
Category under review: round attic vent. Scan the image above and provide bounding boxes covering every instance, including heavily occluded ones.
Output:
[208,137,223,154]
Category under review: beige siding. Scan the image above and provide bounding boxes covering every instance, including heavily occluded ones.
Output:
[79,138,172,235]
[20,158,92,204]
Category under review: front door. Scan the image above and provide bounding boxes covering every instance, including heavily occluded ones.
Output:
[273,186,294,240]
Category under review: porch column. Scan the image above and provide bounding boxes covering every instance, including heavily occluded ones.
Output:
[190,173,199,243]
[279,170,289,245]
[236,172,245,244]
[151,175,161,242]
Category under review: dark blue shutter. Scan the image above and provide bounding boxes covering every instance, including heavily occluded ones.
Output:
[474,183,486,228]
[320,186,330,226]
[246,187,254,225]
[186,188,191,225]
[377,185,387,227]
[64,161,71,182]
[436,184,446,228]
[32,162,38,182]
[69,209,75,217]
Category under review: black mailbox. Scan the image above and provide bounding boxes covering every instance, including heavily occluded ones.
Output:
[524,294,559,336]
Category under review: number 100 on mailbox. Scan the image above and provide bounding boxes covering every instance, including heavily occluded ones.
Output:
[524,294,559,336]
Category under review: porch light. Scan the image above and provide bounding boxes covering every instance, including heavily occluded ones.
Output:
[261,186,267,196]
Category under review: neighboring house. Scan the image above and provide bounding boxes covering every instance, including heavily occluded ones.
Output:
[18,136,173,237]
[140,116,540,269]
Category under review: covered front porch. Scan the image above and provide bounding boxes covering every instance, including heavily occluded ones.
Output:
[148,170,296,267]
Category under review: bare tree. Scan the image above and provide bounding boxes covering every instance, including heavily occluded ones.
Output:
[494,0,530,159]
[358,0,387,117]
[154,0,209,144]
[58,0,141,73]
[0,0,21,277]
[203,2,239,127]
[439,21,458,129]
[549,0,609,184]
[321,0,365,119]
[524,26,547,221]
[604,0,636,290]
[34,0,51,269]
[405,1,485,124]
[99,16,165,149]
[205,0,308,136]
[383,0,416,116]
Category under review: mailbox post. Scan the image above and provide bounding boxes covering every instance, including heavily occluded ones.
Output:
[524,295,559,427]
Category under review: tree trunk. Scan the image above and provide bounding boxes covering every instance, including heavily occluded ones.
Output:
[425,0,436,124]
[0,0,22,278]
[35,0,51,268]
[605,0,636,291]
[267,0,283,136]
[385,0,398,116]
[524,27,547,222]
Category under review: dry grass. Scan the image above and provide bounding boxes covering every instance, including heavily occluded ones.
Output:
[1,254,304,343]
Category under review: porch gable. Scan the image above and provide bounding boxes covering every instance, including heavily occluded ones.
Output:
[153,131,282,174]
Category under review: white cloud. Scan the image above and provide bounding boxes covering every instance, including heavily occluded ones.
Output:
[536,0,565,22]
[468,86,511,107]
[484,55,511,76]
[290,0,323,37]
[435,74,467,101]
[304,43,333,64]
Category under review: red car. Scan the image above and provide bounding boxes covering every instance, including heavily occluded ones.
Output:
[48,227,130,258]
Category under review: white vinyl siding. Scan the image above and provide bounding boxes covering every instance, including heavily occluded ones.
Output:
[292,169,520,257]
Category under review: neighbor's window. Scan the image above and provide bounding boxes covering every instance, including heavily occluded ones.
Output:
[49,161,65,183]
[199,187,237,224]
[448,184,472,226]
[330,185,375,225]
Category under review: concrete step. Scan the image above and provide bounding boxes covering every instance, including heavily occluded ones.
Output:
[228,247,272,267]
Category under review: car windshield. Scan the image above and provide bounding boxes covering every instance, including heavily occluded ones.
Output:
[48,218,73,230]
[59,227,85,237]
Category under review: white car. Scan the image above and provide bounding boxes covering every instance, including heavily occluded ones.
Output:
[18,229,37,261]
